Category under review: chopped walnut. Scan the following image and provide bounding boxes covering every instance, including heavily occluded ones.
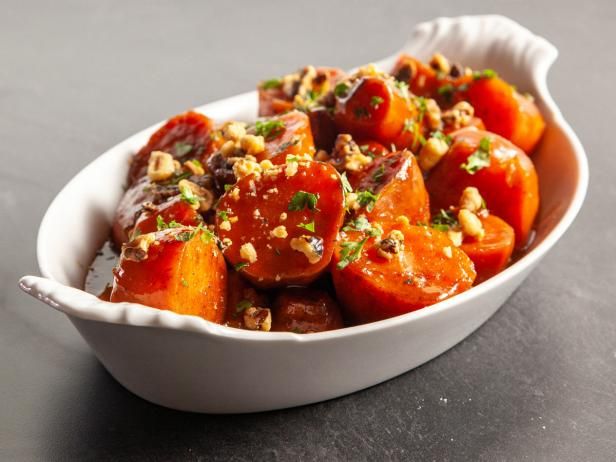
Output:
[178,179,214,212]
[183,159,205,176]
[222,121,247,141]
[376,230,405,260]
[459,187,484,213]
[458,209,485,240]
[240,134,265,156]
[240,243,258,263]
[332,134,372,172]
[418,136,449,172]
[424,98,442,131]
[290,235,324,264]
[147,151,176,182]
[442,101,475,130]
[270,225,288,239]
[122,233,157,262]
[243,307,272,331]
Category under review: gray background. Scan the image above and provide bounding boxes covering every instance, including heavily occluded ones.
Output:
[2,1,615,460]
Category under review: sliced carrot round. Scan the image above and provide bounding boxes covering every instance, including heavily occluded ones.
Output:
[216,160,345,287]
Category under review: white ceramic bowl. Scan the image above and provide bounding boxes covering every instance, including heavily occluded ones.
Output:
[19,15,588,413]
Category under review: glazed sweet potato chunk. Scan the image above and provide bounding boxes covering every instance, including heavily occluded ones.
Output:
[110,227,227,322]
[253,111,316,162]
[128,111,214,185]
[333,76,425,150]
[332,223,476,324]
[271,287,344,333]
[458,76,546,154]
[216,160,345,287]
[353,150,430,225]
[426,128,539,248]
[132,196,201,238]
[459,214,515,283]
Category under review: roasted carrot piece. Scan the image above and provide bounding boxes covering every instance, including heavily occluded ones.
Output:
[128,111,214,185]
[354,150,430,225]
[333,76,425,150]
[271,287,344,333]
[224,271,270,329]
[391,54,443,99]
[332,223,476,324]
[253,110,316,162]
[459,214,515,283]
[215,160,345,287]
[426,127,539,248]
[110,227,227,322]
[132,196,201,238]
[458,76,546,154]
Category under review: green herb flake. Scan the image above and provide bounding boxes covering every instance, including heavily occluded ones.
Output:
[430,130,453,145]
[234,261,249,271]
[297,221,316,233]
[236,299,253,313]
[181,278,189,287]
[342,216,382,237]
[156,215,182,231]
[179,182,199,206]
[431,209,458,231]
[372,164,385,183]
[174,142,193,157]
[356,190,379,213]
[255,119,285,140]
[370,96,384,108]
[460,137,491,174]
[261,77,282,89]
[353,107,370,119]
[337,238,368,270]
[288,191,319,212]
[224,184,233,192]
[340,172,353,195]
[472,69,498,80]
[217,210,229,221]
[334,82,350,98]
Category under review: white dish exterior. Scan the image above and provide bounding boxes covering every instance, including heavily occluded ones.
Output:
[20,15,588,413]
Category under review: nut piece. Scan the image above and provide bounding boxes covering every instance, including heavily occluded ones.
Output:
[243,307,272,331]
[222,121,247,141]
[459,186,484,213]
[240,243,258,263]
[376,229,405,260]
[290,235,324,264]
[429,52,451,75]
[447,230,463,247]
[240,134,265,155]
[122,233,157,262]
[424,98,442,131]
[418,137,449,172]
[442,101,475,130]
[147,151,176,182]
[232,155,262,180]
[178,179,214,212]
[183,159,205,176]
[458,209,485,240]
[333,134,372,172]
[270,225,288,239]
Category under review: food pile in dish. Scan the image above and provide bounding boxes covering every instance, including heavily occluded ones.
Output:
[91,52,543,333]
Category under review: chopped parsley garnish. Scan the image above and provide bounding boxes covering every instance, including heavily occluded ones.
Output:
[181,278,189,287]
[394,80,410,99]
[297,221,316,233]
[174,142,193,157]
[472,69,497,80]
[437,83,456,98]
[370,96,384,108]
[179,182,199,206]
[255,119,285,140]
[286,155,299,163]
[334,82,350,98]
[156,215,182,231]
[403,118,414,133]
[234,261,249,271]
[414,96,427,123]
[224,184,233,192]
[431,209,458,232]
[288,191,319,211]
[460,137,491,174]
[342,216,382,237]
[372,164,385,183]
[236,299,253,313]
[262,78,282,89]
[217,210,229,221]
[174,223,213,243]
[356,190,379,212]
[337,238,368,270]
[430,130,453,145]
[340,172,353,195]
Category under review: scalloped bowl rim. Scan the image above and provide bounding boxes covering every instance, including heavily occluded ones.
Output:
[25,14,588,344]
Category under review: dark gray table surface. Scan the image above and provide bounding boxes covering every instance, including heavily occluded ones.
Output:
[2,1,615,460]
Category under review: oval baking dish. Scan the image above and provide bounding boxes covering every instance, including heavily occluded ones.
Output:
[19,15,588,413]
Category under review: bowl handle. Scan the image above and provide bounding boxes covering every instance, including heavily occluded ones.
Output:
[19,275,101,316]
